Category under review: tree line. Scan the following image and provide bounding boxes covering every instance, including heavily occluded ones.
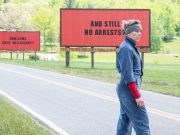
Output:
[0,0,180,52]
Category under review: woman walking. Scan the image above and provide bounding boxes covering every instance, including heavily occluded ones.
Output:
[116,20,151,135]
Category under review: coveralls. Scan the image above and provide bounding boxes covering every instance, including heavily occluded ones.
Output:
[116,36,151,135]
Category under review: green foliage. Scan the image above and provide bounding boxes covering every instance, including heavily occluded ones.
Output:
[1,0,180,52]
[32,8,52,46]
[64,0,76,8]
[48,0,65,8]
[11,0,29,3]
[0,0,3,6]
[32,3,60,46]
[32,8,51,31]
[77,52,89,59]
[151,36,162,52]
[175,20,180,36]
[0,0,3,11]
[160,6,176,42]
[29,54,40,60]
[150,11,163,51]
[0,2,35,31]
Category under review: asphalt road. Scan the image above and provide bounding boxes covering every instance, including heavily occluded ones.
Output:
[0,62,180,135]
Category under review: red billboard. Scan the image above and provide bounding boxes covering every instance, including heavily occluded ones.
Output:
[0,32,40,51]
[60,9,150,47]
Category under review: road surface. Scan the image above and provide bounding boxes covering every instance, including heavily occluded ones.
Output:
[0,62,180,135]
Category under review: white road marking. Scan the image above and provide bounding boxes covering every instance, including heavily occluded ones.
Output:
[0,89,69,135]
[147,107,180,121]
[0,67,180,122]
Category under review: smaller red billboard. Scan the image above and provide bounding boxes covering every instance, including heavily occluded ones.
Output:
[0,32,40,51]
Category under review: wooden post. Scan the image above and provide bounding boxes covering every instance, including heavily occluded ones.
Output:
[116,47,118,69]
[10,51,12,60]
[91,47,94,68]
[23,51,25,61]
[16,51,18,59]
[65,47,70,67]
[35,51,37,62]
[141,52,144,70]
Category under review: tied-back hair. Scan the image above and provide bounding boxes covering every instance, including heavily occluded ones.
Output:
[121,20,142,34]
[121,20,141,30]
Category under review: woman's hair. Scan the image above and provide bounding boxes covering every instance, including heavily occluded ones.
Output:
[121,20,142,34]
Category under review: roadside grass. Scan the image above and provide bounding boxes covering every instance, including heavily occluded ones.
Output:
[163,38,180,53]
[0,97,54,135]
[144,53,180,64]
[142,64,180,96]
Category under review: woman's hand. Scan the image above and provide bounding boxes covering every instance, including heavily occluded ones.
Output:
[135,97,145,107]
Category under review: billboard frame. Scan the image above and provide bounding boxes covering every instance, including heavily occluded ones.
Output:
[60,8,151,48]
[0,31,40,51]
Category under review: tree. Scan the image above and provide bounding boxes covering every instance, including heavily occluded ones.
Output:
[0,3,33,31]
[0,0,3,5]
[47,0,65,8]
[175,23,180,36]
[1,0,179,53]
[65,0,75,8]
[160,6,176,41]
[32,8,53,46]
[11,0,28,3]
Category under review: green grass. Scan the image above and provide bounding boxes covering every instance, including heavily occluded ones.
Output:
[0,97,54,135]
[163,38,180,53]
[142,64,180,96]
[144,53,180,64]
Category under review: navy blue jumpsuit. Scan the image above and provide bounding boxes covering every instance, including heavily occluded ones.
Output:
[116,36,151,135]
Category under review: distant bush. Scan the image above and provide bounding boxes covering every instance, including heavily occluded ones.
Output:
[77,54,88,59]
[29,54,40,60]
[59,51,65,58]
[162,35,173,42]
[151,36,162,53]
[176,32,180,36]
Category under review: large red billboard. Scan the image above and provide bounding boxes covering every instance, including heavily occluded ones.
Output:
[60,9,150,47]
[0,32,40,51]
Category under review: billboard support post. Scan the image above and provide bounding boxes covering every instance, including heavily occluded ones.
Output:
[141,52,144,70]
[66,47,70,67]
[23,51,25,61]
[34,51,37,62]
[16,51,18,59]
[10,51,12,60]
[91,47,94,68]
[116,47,118,69]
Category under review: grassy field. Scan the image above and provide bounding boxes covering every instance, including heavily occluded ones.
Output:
[163,38,180,53]
[0,97,54,135]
